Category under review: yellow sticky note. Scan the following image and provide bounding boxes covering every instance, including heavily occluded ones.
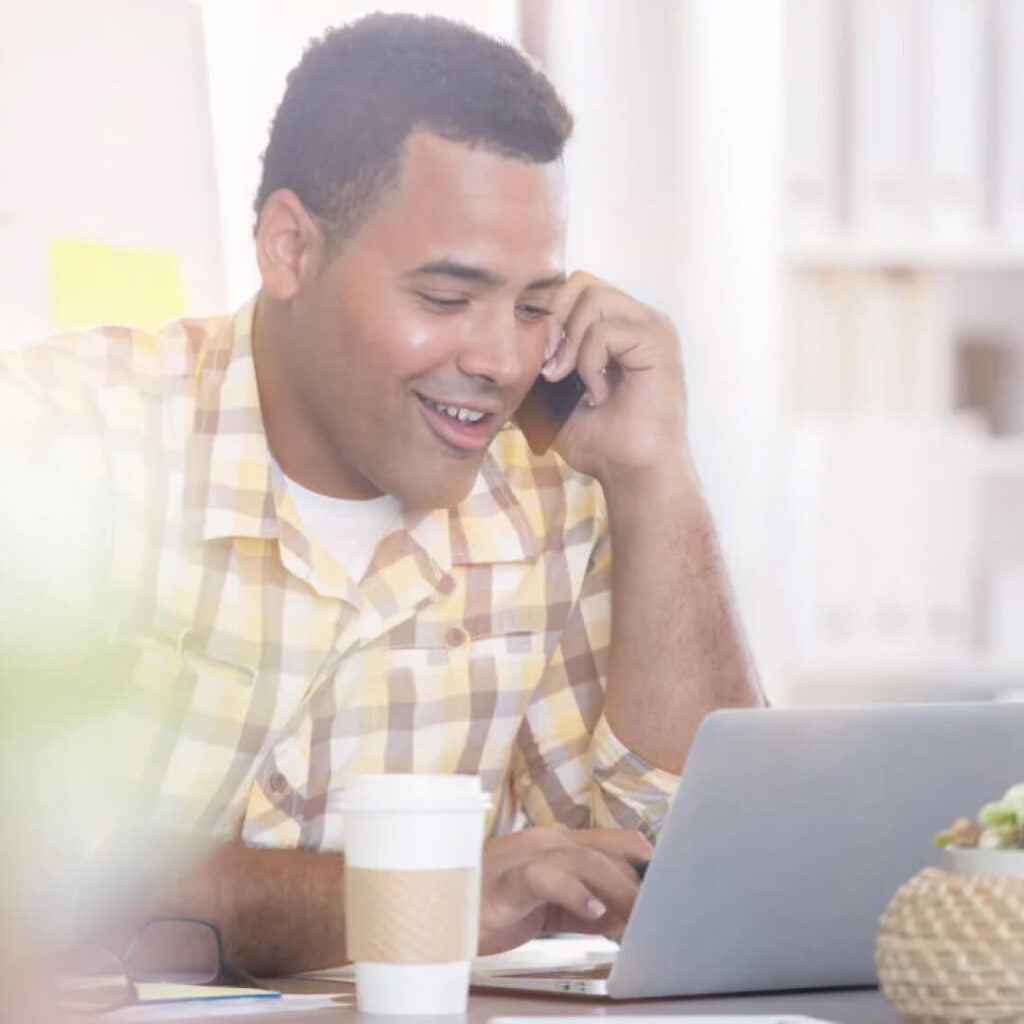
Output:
[48,237,186,331]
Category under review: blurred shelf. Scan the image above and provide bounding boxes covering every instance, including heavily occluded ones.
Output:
[791,657,1024,694]
[784,239,1024,271]
[983,438,1024,480]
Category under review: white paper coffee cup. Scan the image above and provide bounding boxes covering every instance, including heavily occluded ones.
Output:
[338,774,491,1015]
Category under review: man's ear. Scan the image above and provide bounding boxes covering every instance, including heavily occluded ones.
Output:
[255,189,326,301]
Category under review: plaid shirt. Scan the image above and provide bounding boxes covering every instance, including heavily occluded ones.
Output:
[0,298,678,848]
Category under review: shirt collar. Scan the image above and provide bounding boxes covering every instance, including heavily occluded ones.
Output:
[446,446,538,565]
[185,295,277,544]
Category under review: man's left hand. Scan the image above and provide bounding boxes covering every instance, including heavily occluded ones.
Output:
[542,271,688,488]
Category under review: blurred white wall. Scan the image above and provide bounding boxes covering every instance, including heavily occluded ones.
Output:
[673,1,786,700]
[0,0,226,344]
[543,0,787,699]
[543,2,681,313]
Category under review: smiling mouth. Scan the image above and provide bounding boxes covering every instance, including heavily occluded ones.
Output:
[422,397,489,424]
[416,394,499,452]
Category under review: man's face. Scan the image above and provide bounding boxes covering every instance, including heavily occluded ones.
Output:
[279,131,567,508]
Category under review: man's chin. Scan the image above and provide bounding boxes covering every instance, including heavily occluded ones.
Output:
[392,469,479,512]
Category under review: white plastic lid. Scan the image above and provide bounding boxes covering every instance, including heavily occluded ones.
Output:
[336,773,492,812]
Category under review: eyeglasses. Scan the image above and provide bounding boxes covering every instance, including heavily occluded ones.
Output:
[56,916,263,1015]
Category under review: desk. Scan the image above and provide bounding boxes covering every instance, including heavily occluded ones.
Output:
[250,978,901,1023]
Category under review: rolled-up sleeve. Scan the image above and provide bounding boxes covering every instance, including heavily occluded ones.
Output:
[588,713,678,838]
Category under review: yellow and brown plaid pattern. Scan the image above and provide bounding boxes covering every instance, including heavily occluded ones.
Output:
[0,298,678,848]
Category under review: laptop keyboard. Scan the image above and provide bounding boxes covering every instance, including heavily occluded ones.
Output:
[495,961,613,980]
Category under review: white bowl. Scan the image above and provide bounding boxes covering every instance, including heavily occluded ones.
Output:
[945,845,1024,878]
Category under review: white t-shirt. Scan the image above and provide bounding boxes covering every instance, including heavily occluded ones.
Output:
[281,468,401,583]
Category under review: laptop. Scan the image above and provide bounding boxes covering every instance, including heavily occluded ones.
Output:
[472,701,1024,999]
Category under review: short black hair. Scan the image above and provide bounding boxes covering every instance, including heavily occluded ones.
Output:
[254,13,573,246]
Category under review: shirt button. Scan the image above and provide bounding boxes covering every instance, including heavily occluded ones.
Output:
[445,627,467,648]
[268,772,288,794]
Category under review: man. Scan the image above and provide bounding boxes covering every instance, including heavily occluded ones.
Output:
[0,13,762,974]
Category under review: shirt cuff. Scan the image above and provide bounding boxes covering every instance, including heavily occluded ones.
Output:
[589,714,680,840]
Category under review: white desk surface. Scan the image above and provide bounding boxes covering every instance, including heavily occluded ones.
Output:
[204,977,901,1023]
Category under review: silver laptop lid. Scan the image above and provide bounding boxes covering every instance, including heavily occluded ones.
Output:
[609,702,1024,999]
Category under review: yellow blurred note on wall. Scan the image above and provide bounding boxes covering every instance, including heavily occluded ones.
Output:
[48,238,186,331]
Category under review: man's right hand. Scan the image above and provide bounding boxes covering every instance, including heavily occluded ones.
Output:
[478,826,652,955]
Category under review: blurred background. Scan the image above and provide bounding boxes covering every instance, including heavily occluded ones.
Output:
[1,0,1022,709]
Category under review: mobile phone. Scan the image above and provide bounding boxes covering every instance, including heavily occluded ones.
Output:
[515,370,586,455]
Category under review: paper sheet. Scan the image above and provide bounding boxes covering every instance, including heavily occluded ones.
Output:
[489,1018,837,1024]
[134,982,280,1003]
[48,237,185,330]
[110,992,345,1021]
[301,934,620,983]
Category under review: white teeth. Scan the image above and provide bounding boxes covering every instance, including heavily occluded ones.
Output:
[428,399,485,424]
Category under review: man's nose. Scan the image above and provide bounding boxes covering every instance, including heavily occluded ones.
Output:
[456,309,528,387]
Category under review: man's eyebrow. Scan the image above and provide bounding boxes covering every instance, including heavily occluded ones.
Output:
[524,272,566,291]
[407,260,504,286]
[406,261,565,291]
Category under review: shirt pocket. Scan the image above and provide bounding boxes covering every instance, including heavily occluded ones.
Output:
[128,626,262,732]
[363,610,552,771]
[375,605,552,677]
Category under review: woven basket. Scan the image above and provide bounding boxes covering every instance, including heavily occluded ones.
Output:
[876,861,1024,1024]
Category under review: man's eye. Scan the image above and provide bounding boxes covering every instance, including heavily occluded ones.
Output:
[417,292,468,311]
[516,304,551,323]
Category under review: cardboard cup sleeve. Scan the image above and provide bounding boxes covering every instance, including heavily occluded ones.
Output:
[345,866,479,963]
